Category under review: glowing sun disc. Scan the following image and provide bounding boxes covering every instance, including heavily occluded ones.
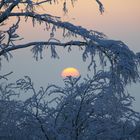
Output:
[61,67,80,78]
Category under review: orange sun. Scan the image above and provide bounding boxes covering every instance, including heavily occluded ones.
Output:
[61,67,80,78]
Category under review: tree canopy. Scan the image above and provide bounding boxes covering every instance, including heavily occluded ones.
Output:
[0,0,140,140]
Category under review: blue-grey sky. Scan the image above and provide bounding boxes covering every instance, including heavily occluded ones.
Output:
[1,0,140,111]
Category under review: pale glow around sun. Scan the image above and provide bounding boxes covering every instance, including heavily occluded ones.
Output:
[61,67,80,78]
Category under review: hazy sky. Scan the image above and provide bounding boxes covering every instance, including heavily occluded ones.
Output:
[1,0,140,111]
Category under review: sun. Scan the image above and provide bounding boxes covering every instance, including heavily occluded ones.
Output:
[61,67,80,78]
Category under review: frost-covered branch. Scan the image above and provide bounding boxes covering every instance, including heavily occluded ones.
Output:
[0,1,140,139]
[0,1,137,86]
[6,12,139,84]
[0,75,140,139]
[0,40,86,56]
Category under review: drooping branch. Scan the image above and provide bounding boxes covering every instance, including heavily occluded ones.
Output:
[0,0,104,23]
[8,12,119,48]
[1,11,138,84]
[0,0,138,85]
[0,40,86,56]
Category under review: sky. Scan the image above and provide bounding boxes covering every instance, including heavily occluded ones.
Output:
[1,0,140,111]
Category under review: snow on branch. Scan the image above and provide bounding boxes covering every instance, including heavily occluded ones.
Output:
[0,40,86,58]
[0,1,140,139]
[0,10,138,84]
[0,0,139,85]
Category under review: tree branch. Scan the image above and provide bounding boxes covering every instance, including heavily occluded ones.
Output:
[96,0,104,14]
[8,12,117,48]
[0,0,5,9]
[0,71,13,80]
[0,40,86,56]
[0,0,20,23]
[32,0,52,6]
